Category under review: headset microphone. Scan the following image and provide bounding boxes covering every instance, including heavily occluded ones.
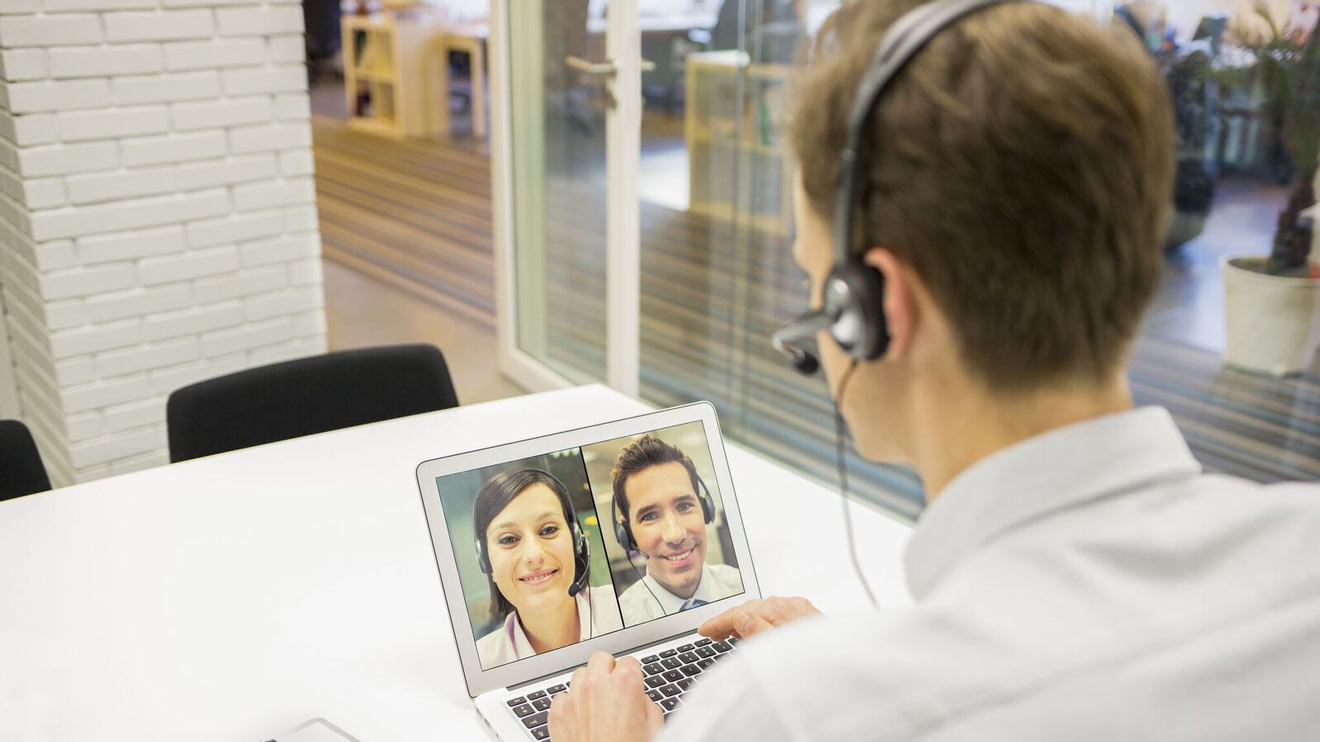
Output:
[771,308,832,376]
[567,547,590,598]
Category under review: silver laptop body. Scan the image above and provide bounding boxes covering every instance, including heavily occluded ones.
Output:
[416,402,761,740]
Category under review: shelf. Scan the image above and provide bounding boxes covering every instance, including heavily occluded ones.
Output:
[348,116,405,138]
[341,15,445,138]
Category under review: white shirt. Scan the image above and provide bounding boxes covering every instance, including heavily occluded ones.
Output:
[618,563,744,624]
[663,407,1320,741]
[474,584,623,669]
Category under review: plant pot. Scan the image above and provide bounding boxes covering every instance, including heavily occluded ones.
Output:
[1221,256,1320,376]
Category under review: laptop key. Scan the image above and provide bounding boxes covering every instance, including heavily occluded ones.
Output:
[678,652,699,664]
[695,646,716,658]
[660,683,682,697]
[533,698,552,712]
[512,703,534,718]
[680,665,702,677]
[662,669,684,682]
[697,658,715,670]
[647,689,663,702]
[642,654,660,664]
[645,675,667,689]
[528,690,547,700]
[547,684,566,694]
[523,711,549,729]
[712,641,732,653]
[695,638,712,646]
[644,663,664,676]
[508,696,527,707]
[677,678,692,692]
[677,643,695,652]
[661,657,682,669]
[659,649,678,658]
[531,725,551,740]
[660,697,679,712]
[726,636,740,645]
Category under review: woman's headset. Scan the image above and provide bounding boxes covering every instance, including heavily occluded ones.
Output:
[770,0,1025,375]
[610,471,716,555]
[475,471,592,598]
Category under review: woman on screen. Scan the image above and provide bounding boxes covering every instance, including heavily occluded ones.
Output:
[473,467,623,667]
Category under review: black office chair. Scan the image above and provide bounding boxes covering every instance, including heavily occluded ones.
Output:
[0,419,53,501]
[166,344,459,463]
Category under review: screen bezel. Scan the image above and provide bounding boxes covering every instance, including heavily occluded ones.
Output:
[415,401,761,698]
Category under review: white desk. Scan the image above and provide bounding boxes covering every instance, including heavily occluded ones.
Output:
[0,385,912,741]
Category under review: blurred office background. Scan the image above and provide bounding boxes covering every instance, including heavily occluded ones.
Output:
[1,0,1315,518]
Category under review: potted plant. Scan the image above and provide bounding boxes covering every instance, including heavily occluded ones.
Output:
[1220,3,1320,375]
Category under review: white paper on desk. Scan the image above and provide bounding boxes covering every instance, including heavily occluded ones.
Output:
[272,718,362,742]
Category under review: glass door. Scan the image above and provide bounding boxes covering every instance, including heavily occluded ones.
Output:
[493,0,642,395]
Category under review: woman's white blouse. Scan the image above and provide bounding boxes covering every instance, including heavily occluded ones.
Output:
[475,583,624,669]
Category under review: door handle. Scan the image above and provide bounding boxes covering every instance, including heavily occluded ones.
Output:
[565,57,658,76]
[566,56,616,77]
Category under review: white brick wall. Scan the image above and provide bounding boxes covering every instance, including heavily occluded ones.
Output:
[0,0,326,486]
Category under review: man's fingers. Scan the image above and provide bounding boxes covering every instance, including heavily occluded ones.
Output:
[697,604,752,639]
[645,696,665,733]
[733,610,775,637]
[586,650,616,675]
[614,655,643,675]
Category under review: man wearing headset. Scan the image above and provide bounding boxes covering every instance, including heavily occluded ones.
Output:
[610,435,743,625]
[550,0,1320,740]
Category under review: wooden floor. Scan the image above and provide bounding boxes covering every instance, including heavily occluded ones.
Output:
[310,113,1319,520]
[313,114,495,329]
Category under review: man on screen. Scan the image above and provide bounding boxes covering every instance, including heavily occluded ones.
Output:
[611,435,741,623]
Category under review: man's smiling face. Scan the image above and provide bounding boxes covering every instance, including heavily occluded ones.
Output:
[625,461,708,600]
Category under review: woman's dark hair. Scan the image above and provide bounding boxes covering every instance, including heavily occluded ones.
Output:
[473,467,577,621]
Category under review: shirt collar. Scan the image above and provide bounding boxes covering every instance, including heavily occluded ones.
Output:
[904,406,1201,599]
[507,590,596,659]
[644,563,713,612]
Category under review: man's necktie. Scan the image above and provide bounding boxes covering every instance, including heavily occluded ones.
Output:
[681,598,708,611]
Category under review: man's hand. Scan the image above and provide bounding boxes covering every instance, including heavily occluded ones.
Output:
[698,596,822,640]
[549,652,664,742]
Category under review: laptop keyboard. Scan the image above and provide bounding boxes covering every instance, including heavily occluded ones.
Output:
[505,635,741,740]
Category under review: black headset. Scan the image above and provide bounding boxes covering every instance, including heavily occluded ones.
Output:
[611,470,716,555]
[770,0,1024,375]
[475,472,592,598]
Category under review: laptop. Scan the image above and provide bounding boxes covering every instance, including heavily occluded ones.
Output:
[415,402,761,740]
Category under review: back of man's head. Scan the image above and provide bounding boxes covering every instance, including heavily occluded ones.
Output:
[790,2,1174,391]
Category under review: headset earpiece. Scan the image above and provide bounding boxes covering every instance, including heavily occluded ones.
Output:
[696,475,717,524]
[824,262,890,361]
[612,492,637,553]
[568,517,590,597]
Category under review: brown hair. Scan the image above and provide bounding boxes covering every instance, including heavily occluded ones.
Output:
[610,434,700,519]
[789,2,1174,390]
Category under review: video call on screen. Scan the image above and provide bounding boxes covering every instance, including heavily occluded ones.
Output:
[436,422,745,670]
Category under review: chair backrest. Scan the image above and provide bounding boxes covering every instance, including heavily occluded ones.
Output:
[166,344,459,463]
[0,419,53,501]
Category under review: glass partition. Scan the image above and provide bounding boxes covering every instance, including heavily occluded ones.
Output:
[509,1,610,384]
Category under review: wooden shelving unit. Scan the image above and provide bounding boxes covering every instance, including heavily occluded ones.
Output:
[684,51,794,235]
[341,14,444,137]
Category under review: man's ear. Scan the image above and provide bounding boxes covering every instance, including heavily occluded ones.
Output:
[862,248,915,360]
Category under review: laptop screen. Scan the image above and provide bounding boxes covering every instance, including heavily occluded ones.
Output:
[434,420,746,671]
